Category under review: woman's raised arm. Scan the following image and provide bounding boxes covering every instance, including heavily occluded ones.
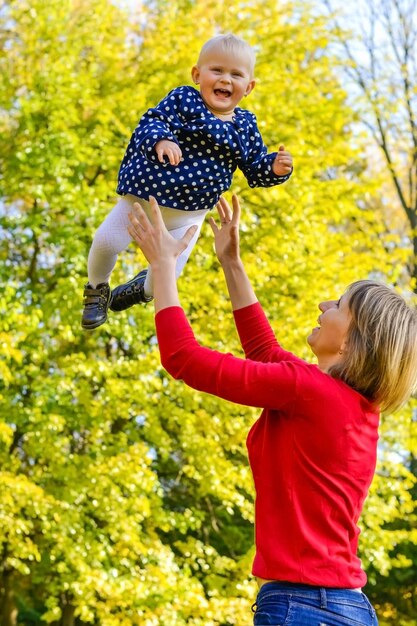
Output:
[209,195,258,311]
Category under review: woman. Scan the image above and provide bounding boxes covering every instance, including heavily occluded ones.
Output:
[128,194,417,626]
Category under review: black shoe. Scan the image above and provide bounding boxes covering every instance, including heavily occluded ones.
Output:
[110,269,153,312]
[81,282,112,330]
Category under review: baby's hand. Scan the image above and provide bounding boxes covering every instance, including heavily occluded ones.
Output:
[272,145,293,176]
[155,140,182,166]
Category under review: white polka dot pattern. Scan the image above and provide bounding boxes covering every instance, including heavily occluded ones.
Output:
[117,86,291,211]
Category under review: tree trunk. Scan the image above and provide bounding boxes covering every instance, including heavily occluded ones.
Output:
[0,570,18,626]
[49,593,76,626]
[412,232,417,292]
[61,601,76,626]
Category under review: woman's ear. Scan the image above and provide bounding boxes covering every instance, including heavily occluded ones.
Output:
[339,338,349,356]
[191,65,200,85]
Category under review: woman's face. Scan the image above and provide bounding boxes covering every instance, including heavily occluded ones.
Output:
[307,295,352,367]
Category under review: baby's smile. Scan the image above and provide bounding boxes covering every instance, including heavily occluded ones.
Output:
[214,88,232,98]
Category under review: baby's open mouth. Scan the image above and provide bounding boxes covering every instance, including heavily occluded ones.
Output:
[214,88,232,98]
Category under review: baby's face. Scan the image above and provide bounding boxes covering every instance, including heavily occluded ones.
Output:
[192,47,255,117]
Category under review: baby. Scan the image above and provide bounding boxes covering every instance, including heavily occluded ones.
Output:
[81,33,293,329]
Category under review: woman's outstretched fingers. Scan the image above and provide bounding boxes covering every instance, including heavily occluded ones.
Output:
[216,199,226,223]
[212,196,241,235]
[132,201,146,219]
[208,216,219,234]
[128,203,149,243]
[127,219,141,243]
[181,224,199,249]
[217,196,233,223]
[149,195,165,228]
[231,194,241,225]
[129,202,148,228]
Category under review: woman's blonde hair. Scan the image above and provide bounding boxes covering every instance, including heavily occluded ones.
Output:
[197,33,256,77]
[329,280,417,414]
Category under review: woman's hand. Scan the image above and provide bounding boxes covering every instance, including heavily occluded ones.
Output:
[128,196,198,269]
[209,195,241,266]
[210,195,257,310]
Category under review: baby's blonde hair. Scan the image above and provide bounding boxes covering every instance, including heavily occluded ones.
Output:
[329,280,417,414]
[197,33,256,77]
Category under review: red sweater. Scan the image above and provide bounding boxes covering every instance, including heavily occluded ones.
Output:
[155,302,379,588]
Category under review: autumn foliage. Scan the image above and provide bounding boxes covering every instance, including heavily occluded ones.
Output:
[0,1,416,625]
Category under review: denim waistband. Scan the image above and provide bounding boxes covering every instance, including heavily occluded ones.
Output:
[253,581,377,623]
[257,582,364,603]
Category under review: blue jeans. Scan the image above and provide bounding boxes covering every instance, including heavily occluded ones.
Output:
[252,582,378,625]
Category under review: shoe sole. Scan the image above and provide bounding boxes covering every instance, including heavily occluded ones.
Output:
[109,288,143,311]
[109,300,137,312]
[81,316,108,330]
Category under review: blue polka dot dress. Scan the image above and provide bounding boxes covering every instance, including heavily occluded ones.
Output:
[117,85,291,211]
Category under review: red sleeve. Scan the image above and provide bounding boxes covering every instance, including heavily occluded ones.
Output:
[155,306,299,410]
[233,302,304,364]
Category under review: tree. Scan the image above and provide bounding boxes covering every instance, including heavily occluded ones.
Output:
[323,0,417,288]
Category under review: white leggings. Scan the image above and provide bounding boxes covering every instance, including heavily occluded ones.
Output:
[87,195,208,296]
